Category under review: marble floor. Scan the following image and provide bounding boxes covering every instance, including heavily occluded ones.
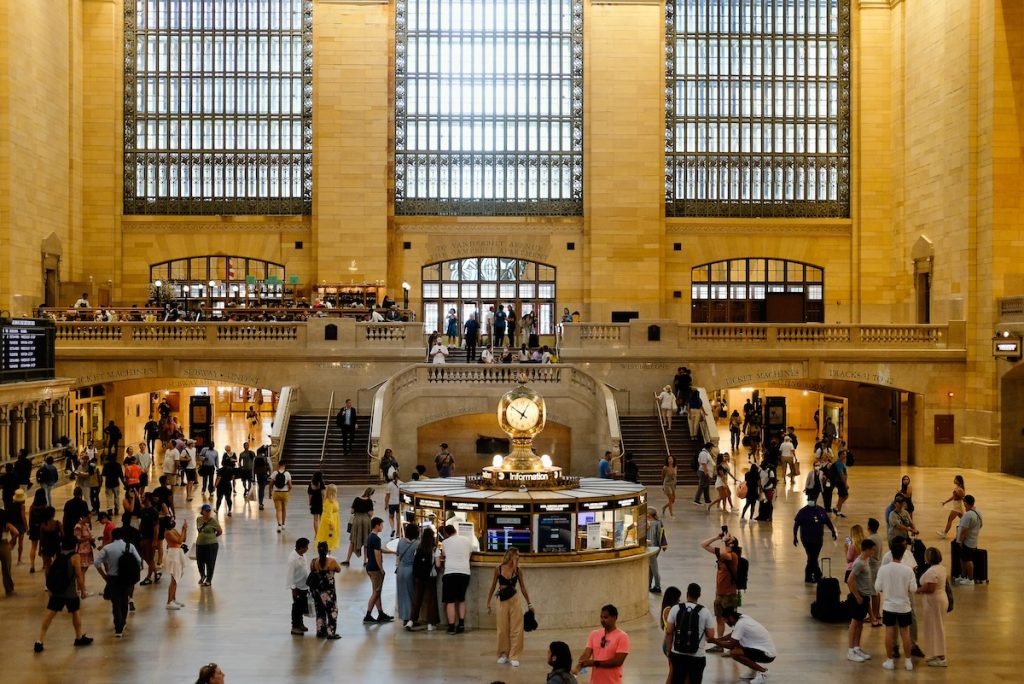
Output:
[2,434,1017,683]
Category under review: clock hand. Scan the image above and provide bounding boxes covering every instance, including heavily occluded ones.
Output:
[512,406,528,419]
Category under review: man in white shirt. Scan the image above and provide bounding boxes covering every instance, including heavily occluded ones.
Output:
[664,582,716,684]
[181,441,198,502]
[439,524,473,634]
[287,538,310,635]
[430,341,449,364]
[874,540,918,671]
[711,608,776,684]
[162,440,180,488]
[692,443,714,505]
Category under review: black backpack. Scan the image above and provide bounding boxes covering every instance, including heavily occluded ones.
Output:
[45,551,76,594]
[117,542,141,586]
[413,549,434,580]
[672,603,705,654]
[274,471,288,489]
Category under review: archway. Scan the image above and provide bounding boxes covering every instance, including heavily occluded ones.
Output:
[690,257,825,323]
[1000,362,1024,476]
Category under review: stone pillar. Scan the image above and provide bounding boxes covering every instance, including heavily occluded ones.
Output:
[12,405,26,455]
[39,400,52,450]
[0,406,9,460]
[52,398,67,446]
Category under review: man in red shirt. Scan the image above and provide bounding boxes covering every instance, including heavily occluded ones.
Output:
[574,604,630,683]
[701,531,740,652]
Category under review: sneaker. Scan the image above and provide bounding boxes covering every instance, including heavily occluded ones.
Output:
[326,634,341,640]
[510,660,520,668]
[377,613,395,622]
[847,649,867,662]
[955,577,973,586]
[739,671,756,680]
[706,645,724,654]
[33,642,43,653]
[114,631,124,639]
[128,600,136,612]
[904,658,913,671]
[277,525,282,534]
[752,673,768,684]
[363,613,376,624]
[928,658,948,667]
[650,587,662,594]
[166,603,181,610]
[426,624,436,631]
[936,530,947,538]
[291,628,305,635]
[74,635,94,647]
[497,656,509,665]
[911,645,925,658]
[836,511,846,518]
[882,659,895,670]
[854,647,872,660]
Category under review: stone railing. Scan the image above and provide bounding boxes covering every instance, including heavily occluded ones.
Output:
[425,364,562,385]
[999,297,1024,317]
[561,321,965,353]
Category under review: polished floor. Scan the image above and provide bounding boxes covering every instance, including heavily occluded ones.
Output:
[2,429,1016,683]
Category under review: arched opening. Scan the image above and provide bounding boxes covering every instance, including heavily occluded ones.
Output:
[691,257,825,323]
[420,257,557,341]
[1000,362,1024,476]
[149,255,288,312]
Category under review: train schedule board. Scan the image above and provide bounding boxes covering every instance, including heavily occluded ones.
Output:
[1,318,56,384]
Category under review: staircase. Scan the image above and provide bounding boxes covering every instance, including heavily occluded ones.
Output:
[280,414,375,485]
[618,415,701,488]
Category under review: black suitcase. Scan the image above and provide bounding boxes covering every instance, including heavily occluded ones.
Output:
[811,558,847,623]
[973,548,989,583]
[950,540,962,578]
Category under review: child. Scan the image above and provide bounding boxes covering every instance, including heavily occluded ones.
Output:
[97,511,115,547]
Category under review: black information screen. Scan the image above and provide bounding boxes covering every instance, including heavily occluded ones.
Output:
[1,318,56,384]
[537,513,573,553]
[486,514,531,552]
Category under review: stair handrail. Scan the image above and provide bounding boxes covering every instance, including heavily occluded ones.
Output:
[269,386,298,467]
[653,392,672,465]
[319,390,335,468]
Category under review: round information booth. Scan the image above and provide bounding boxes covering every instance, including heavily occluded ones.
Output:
[398,379,653,630]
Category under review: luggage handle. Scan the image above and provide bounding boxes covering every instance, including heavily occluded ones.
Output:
[822,557,831,578]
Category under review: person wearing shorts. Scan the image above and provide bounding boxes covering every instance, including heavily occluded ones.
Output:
[874,541,918,671]
[35,539,93,652]
[710,608,776,684]
[845,538,876,662]
[362,518,393,623]
[440,523,473,634]
[271,463,292,532]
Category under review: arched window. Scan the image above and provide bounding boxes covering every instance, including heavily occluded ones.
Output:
[421,258,557,336]
[124,1,313,215]
[665,0,851,217]
[394,0,584,216]
[691,258,824,323]
[150,256,287,310]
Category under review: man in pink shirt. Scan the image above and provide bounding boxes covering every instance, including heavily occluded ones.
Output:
[574,604,631,683]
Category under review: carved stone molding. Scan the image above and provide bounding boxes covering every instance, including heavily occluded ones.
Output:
[666,223,852,237]
[122,222,311,234]
[399,223,583,236]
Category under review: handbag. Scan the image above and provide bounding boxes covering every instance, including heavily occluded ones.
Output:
[945,578,954,613]
[305,592,316,618]
[737,482,748,499]
[523,608,538,632]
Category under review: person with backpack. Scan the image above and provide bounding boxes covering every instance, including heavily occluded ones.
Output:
[663,582,715,684]
[92,526,142,638]
[35,536,94,652]
[700,532,744,653]
[199,442,219,497]
[271,461,293,532]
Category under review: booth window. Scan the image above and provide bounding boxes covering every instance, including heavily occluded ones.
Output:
[691,258,824,323]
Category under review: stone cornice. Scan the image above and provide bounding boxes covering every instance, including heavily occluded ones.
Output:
[666,223,852,237]
[122,222,311,234]
[398,223,584,236]
[859,0,903,9]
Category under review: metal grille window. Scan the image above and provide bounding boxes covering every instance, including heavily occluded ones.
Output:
[124,1,313,215]
[666,0,850,217]
[691,257,824,322]
[395,0,584,216]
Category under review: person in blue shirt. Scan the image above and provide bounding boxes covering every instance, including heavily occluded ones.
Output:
[598,451,616,479]
[832,449,850,518]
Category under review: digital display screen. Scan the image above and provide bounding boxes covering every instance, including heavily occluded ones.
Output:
[1,318,56,384]
[537,514,572,553]
[486,514,531,552]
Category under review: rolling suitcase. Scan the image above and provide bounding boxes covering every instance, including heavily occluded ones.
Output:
[972,548,989,583]
[950,540,962,578]
[810,558,847,622]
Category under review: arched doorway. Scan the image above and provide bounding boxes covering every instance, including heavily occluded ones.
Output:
[691,257,825,323]
[420,257,557,338]
[1000,362,1024,476]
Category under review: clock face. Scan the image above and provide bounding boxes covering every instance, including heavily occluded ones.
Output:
[504,397,541,432]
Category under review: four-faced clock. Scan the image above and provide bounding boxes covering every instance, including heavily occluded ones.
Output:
[504,396,541,432]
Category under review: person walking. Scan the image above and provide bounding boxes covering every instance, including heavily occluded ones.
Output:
[486,547,533,668]
[194,504,223,587]
[271,461,293,532]
[315,484,341,553]
[874,540,918,671]
[143,415,160,455]
[281,536,310,636]
[938,475,966,538]
[647,510,665,594]
[573,604,631,681]
[308,471,325,534]
[692,443,714,505]
[363,517,394,624]
[385,470,402,537]
[664,582,715,684]
[410,527,441,631]
[92,527,141,638]
[163,515,187,610]
[707,453,739,513]
[793,497,837,583]
[728,410,742,452]
[253,444,271,510]
[395,522,419,629]
[741,464,760,521]
[661,456,677,518]
[34,536,94,653]
[916,546,949,667]
[343,487,374,565]
[101,454,125,516]
[0,504,19,596]
[658,386,677,431]
[237,442,255,499]
[214,460,234,517]
[463,312,480,362]
[309,541,342,639]
[199,442,218,497]
[335,399,358,455]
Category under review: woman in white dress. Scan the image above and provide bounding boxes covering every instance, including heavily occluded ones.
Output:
[656,385,677,431]
[163,516,188,609]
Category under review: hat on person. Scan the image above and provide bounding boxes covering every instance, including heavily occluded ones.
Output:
[13,488,26,503]
[200,503,212,512]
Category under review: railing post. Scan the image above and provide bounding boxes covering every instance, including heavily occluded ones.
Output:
[767,326,778,345]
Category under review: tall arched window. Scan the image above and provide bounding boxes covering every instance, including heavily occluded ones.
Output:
[394,0,584,216]
[691,258,824,323]
[665,1,851,217]
[421,257,557,336]
[124,1,313,215]
[150,255,287,310]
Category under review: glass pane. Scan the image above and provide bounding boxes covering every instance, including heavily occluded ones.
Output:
[480,283,497,298]
[767,259,786,282]
[748,259,766,281]
[423,283,440,298]
[538,265,556,280]
[442,261,460,281]
[787,262,804,282]
[519,284,536,298]
[480,258,498,281]
[710,261,728,282]
[461,284,478,298]
[422,263,441,281]
[423,303,440,333]
[499,283,516,299]
[442,283,459,298]
[807,267,823,283]
[808,285,823,300]
[538,283,555,298]
[461,258,479,281]
[499,258,517,281]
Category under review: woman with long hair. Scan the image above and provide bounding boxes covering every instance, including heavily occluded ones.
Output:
[309,541,342,639]
[343,487,374,566]
[899,475,915,519]
[660,456,677,518]
[163,515,187,609]
[314,484,341,552]
[844,524,865,581]
[396,522,420,629]
[73,511,94,587]
[707,452,739,512]
[410,526,441,630]
[659,586,683,631]
[916,547,949,667]
[486,547,533,667]
[27,488,48,573]
[547,641,577,684]
[307,471,325,534]
[938,475,966,538]
[194,662,225,684]
[729,410,743,452]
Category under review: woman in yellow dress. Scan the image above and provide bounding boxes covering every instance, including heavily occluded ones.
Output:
[315,484,341,552]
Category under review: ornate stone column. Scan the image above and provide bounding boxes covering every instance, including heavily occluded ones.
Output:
[12,405,26,455]
[0,406,10,460]
[39,400,52,450]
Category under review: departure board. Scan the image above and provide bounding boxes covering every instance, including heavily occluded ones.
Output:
[1,318,56,383]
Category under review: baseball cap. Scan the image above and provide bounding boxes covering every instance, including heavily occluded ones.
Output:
[200,503,212,512]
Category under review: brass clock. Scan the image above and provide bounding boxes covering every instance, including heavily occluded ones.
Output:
[497,383,546,438]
